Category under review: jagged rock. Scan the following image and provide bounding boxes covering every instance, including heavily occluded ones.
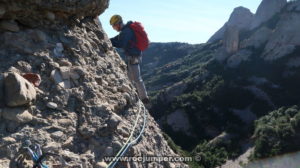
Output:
[47,102,58,109]
[0,20,19,32]
[4,72,36,107]
[240,27,272,49]
[208,7,253,43]
[262,12,300,60]
[2,108,33,123]
[250,0,287,30]
[224,25,239,54]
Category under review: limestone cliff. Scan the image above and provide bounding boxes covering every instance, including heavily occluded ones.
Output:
[250,0,287,30]
[207,7,253,43]
[0,1,185,168]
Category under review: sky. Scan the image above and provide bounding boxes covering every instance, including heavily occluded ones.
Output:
[99,0,263,44]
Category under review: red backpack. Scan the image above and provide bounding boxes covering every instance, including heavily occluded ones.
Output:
[130,22,149,51]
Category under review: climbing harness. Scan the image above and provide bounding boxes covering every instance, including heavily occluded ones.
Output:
[107,100,148,168]
[17,140,67,168]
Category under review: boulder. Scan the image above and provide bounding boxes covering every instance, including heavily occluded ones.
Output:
[2,108,33,123]
[47,102,58,109]
[4,72,36,107]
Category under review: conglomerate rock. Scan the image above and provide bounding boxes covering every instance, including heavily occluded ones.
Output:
[0,0,186,167]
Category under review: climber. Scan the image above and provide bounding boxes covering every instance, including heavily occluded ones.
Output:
[109,14,150,104]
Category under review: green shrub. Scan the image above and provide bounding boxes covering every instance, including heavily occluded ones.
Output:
[252,106,300,159]
[192,141,228,168]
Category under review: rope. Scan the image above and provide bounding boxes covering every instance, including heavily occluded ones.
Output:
[110,104,147,167]
[107,100,147,168]
[18,100,147,168]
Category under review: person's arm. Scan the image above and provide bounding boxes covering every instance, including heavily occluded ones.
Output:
[110,35,122,48]
[110,27,134,48]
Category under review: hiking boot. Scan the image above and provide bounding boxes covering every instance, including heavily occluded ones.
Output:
[142,98,150,104]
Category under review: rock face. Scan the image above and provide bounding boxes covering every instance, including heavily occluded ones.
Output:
[227,7,254,30]
[0,0,109,27]
[224,25,239,54]
[262,12,300,60]
[208,7,253,43]
[250,0,287,30]
[211,0,299,65]
[0,1,185,168]
[240,27,273,49]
